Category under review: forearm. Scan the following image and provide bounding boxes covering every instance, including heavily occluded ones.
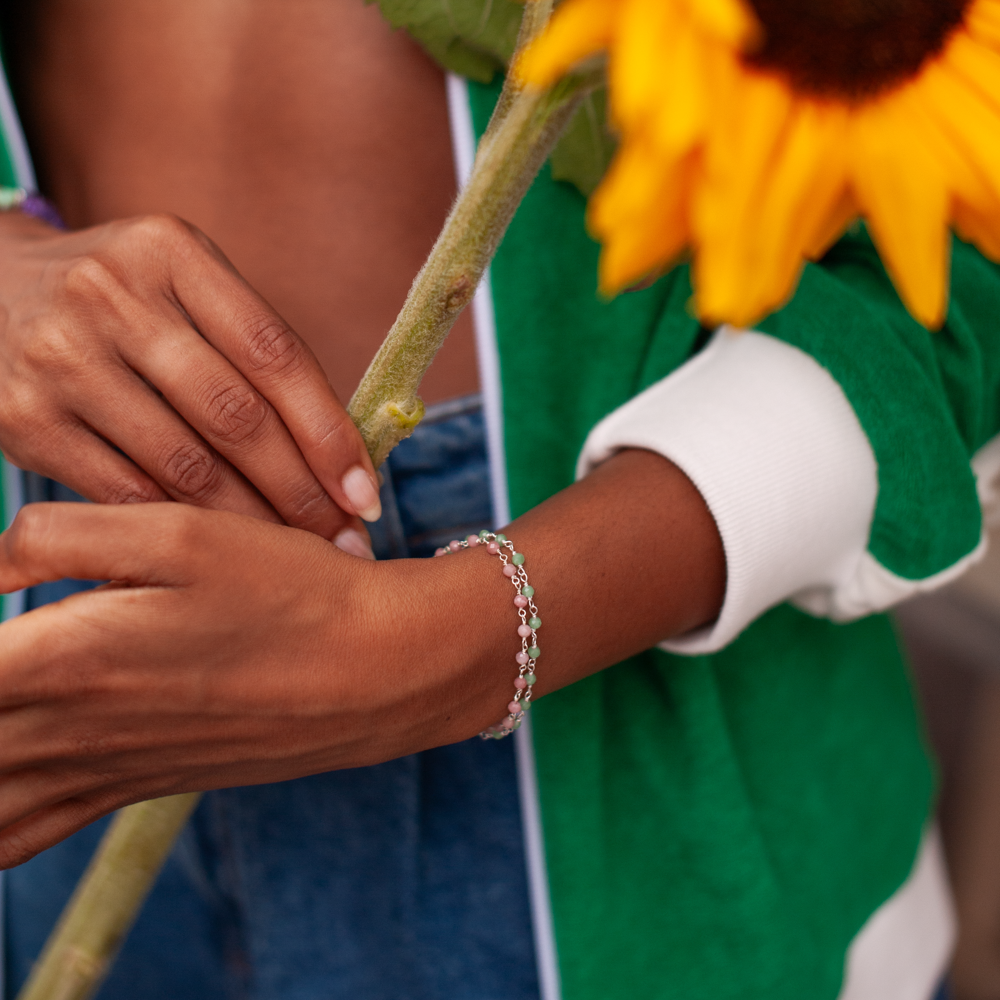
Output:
[399,448,725,743]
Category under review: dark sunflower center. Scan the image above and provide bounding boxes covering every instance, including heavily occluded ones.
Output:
[743,0,971,100]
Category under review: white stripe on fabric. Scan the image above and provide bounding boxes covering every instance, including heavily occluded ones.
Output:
[0,53,35,190]
[444,72,510,528]
[839,826,955,1000]
[446,72,558,999]
[515,718,562,1000]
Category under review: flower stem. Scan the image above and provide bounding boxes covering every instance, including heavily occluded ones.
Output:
[15,794,200,1000]
[17,7,603,999]
[348,4,599,465]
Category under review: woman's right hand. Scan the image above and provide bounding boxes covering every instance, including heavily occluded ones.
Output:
[0,210,381,542]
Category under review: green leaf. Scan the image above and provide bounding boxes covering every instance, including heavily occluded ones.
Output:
[370,0,616,195]
[367,0,525,83]
[549,87,616,197]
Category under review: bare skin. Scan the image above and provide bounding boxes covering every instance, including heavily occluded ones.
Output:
[0,450,724,866]
[0,0,727,863]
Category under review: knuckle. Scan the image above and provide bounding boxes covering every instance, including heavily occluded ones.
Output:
[7,505,50,563]
[62,253,124,303]
[159,439,224,503]
[163,499,209,550]
[283,479,336,527]
[315,410,360,453]
[238,315,303,378]
[202,378,269,448]
[127,212,192,250]
[99,475,163,506]
[20,316,91,378]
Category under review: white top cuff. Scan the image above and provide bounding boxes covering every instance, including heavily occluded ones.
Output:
[575,326,879,654]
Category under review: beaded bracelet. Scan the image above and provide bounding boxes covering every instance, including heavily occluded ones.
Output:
[434,530,539,740]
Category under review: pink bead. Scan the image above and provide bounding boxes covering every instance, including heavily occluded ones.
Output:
[516,651,530,665]
[449,539,462,552]
[514,677,527,690]
[487,541,500,554]
[502,564,516,577]
[508,700,521,715]
[518,624,532,638]
[501,716,516,729]
[466,534,480,546]
[514,595,528,608]
[434,548,446,557]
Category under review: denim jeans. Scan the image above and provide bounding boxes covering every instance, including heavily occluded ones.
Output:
[5,394,541,1000]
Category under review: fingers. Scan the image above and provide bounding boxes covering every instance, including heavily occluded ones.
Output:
[0,502,209,594]
[169,233,382,522]
[4,415,172,507]
[73,359,283,525]
[0,793,116,868]
[121,313,352,537]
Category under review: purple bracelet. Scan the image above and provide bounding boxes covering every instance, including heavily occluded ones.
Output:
[0,187,66,229]
[21,193,66,229]
[435,530,540,740]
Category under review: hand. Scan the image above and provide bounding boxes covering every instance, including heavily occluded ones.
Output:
[0,449,724,867]
[0,211,381,542]
[0,500,502,867]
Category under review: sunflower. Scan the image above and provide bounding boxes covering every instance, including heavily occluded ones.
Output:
[518,0,1000,329]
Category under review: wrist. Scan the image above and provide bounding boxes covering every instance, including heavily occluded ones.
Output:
[371,543,518,747]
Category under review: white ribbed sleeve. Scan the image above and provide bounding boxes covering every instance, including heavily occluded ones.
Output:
[576,326,880,654]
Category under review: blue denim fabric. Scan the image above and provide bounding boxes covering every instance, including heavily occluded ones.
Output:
[5,395,540,1000]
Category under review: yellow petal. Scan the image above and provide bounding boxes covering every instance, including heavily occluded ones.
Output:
[965,0,1000,49]
[692,69,795,321]
[849,94,950,328]
[745,100,850,316]
[939,29,1000,116]
[588,135,671,235]
[608,0,679,130]
[920,59,1000,207]
[685,0,760,49]
[596,155,693,293]
[803,186,857,260]
[953,198,1000,260]
[648,17,711,155]
[516,0,617,88]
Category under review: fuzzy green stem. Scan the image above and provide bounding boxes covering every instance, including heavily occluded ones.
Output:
[16,794,200,1000]
[348,19,599,465]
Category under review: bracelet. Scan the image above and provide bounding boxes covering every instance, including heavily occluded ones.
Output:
[435,530,540,740]
[0,186,66,229]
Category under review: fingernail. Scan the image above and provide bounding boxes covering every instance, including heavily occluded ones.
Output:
[341,465,382,522]
[334,527,376,560]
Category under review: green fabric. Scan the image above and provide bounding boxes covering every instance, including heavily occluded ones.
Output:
[0,49,21,188]
[759,232,1000,579]
[467,78,1000,999]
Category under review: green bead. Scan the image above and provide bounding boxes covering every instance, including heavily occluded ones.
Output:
[528,616,541,629]
[525,673,537,685]
[495,533,507,543]
[521,585,535,597]
[528,646,541,659]
[478,529,490,539]
[511,552,525,565]
[521,699,531,710]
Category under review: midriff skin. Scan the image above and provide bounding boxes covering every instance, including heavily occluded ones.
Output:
[10,0,478,405]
